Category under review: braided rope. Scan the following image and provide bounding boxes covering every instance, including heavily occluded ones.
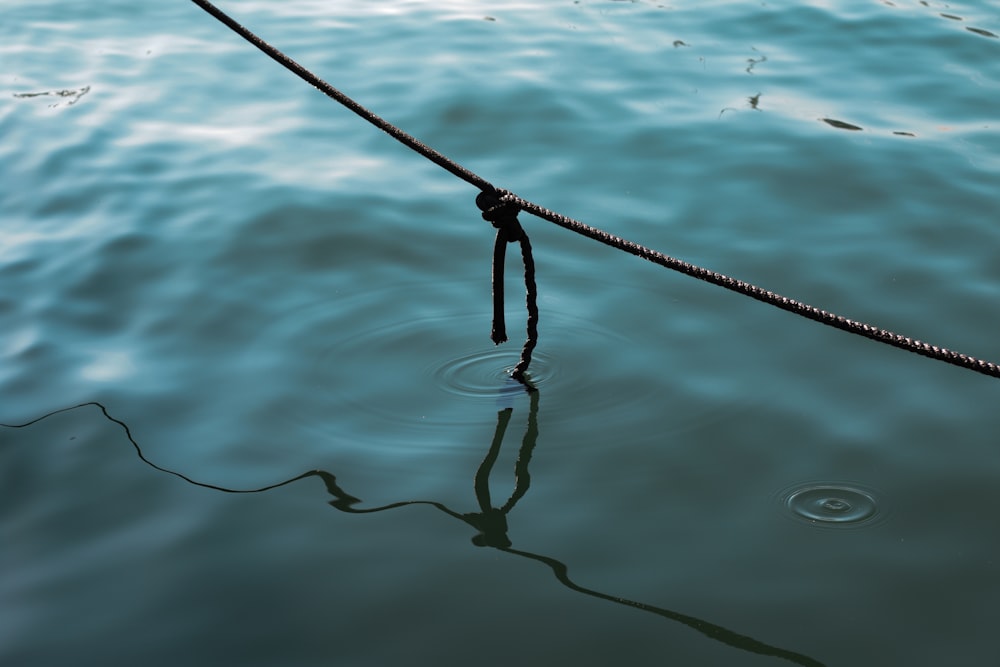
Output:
[498,190,1000,379]
[191,0,1000,381]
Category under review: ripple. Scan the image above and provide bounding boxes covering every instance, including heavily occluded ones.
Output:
[433,345,556,399]
[778,482,884,528]
[309,309,631,426]
[239,278,650,450]
[236,268,771,453]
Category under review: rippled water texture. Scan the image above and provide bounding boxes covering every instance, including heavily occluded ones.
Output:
[3,1,1000,665]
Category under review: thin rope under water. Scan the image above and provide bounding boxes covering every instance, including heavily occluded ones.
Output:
[190,0,1000,381]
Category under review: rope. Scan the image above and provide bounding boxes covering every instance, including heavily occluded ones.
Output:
[512,233,539,382]
[190,0,1000,381]
[189,0,491,192]
[478,191,524,345]
[498,189,1000,379]
[477,190,538,382]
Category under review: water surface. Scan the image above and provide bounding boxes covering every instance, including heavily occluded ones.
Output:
[3,1,1000,665]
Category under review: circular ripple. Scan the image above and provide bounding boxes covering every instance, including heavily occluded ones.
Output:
[316,310,627,423]
[244,277,746,451]
[780,483,882,527]
[433,347,557,399]
[262,294,648,449]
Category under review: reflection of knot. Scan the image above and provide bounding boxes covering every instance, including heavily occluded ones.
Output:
[464,508,512,548]
[477,190,523,243]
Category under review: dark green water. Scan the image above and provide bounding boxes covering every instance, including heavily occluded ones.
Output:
[3,1,1000,665]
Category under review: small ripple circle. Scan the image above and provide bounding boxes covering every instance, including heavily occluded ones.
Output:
[433,348,554,399]
[781,483,882,527]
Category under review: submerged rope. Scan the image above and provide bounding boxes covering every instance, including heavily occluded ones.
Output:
[190,0,1000,381]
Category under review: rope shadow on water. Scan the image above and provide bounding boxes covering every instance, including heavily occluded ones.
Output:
[2,395,824,667]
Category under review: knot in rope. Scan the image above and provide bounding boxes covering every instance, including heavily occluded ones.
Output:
[477,190,524,242]
[476,191,538,381]
[193,0,1000,384]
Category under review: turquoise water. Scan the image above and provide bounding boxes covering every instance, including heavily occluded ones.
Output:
[3,0,999,664]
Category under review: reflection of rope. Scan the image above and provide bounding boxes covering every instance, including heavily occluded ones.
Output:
[503,546,824,667]
[190,0,1000,381]
[3,400,824,666]
[0,401,321,495]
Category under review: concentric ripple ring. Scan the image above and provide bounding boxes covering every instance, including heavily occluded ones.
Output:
[784,484,880,526]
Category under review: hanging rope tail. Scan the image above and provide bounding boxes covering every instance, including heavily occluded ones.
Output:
[190,0,1000,382]
[477,190,538,383]
[512,230,539,383]
[478,191,519,344]
[478,190,525,343]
